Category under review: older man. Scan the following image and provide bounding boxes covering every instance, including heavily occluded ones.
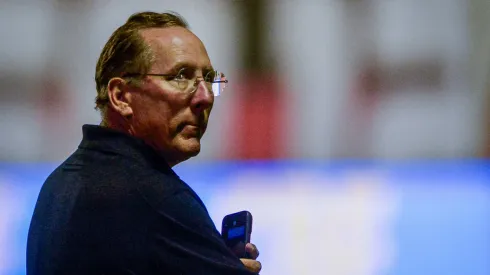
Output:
[27,11,261,274]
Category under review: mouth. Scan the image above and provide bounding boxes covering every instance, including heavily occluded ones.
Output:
[177,123,203,138]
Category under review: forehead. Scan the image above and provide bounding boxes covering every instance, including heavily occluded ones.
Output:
[140,27,211,72]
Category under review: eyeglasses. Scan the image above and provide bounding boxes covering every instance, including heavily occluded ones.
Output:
[123,68,228,96]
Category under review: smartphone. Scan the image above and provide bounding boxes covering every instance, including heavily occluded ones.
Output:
[221,210,253,258]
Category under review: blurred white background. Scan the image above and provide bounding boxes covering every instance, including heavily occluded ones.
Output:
[1,0,489,161]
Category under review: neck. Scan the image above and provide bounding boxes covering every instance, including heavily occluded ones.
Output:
[101,111,182,168]
[101,110,132,135]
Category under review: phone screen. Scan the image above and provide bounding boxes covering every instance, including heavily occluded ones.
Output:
[222,211,252,258]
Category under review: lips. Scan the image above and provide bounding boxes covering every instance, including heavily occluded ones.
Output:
[178,122,202,137]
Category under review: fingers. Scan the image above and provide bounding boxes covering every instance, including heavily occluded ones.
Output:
[242,243,261,273]
[245,243,259,260]
[240,258,262,273]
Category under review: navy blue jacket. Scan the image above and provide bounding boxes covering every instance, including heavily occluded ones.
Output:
[27,125,253,275]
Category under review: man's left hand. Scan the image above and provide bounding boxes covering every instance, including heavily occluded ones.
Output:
[240,243,261,273]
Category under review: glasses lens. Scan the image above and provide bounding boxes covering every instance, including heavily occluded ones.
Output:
[212,71,227,96]
[168,79,189,91]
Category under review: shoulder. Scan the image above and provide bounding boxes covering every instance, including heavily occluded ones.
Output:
[40,148,183,208]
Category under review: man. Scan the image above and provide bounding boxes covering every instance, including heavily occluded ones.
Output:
[27,11,261,274]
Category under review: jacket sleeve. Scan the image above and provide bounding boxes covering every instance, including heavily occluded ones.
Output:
[137,179,256,275]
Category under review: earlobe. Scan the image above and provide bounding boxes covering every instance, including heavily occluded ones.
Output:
[107,77,133,118]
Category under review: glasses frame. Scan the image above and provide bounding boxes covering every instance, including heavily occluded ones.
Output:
[122,69,228,96]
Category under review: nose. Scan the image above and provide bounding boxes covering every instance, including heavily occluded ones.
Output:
[190,80,214,115]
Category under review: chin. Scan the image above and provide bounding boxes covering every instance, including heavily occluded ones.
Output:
[177,137,202,158]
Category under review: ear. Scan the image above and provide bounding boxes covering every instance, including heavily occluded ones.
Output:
[107,77,133,118]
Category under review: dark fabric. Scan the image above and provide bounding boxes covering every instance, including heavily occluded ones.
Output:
[27,124,254,275]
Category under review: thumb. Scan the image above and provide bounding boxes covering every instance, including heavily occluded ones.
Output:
[240,258,262,273]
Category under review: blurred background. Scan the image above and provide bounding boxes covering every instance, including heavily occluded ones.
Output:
[0,0,489,274]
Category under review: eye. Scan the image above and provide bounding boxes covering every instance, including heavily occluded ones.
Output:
[172,68,192,81]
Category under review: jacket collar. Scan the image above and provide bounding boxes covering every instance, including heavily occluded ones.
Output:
[78,124,178,177]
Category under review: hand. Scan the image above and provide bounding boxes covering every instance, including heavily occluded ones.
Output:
[240,243,261,273]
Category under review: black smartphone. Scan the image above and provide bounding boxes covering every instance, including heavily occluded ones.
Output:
[221,210,253,258]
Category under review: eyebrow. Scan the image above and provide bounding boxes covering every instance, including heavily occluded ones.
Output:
[167,61,214,74]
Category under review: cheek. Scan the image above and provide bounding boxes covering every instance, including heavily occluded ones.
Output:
[132,83,192,140]
[131,95,163,128]
[133,93,182,137]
